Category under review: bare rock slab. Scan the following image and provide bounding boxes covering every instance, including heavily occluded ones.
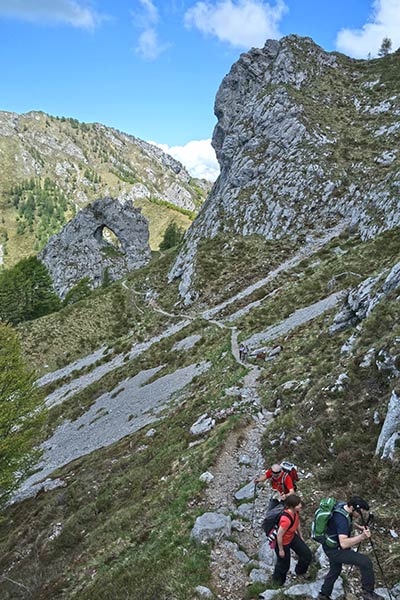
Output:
[191,512,231,544]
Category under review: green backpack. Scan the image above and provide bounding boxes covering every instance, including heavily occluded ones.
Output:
[311,497,351,548]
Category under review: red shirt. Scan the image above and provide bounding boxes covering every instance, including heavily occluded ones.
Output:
[279,511,299,545]
[265,468,294,494]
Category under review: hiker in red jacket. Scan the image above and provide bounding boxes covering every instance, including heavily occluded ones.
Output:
[255,463,295,510]
[273,494,312,586]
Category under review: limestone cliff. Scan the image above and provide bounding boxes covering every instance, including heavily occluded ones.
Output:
[40,197,150,298]
[170,36,400,303]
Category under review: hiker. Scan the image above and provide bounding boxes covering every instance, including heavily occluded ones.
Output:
[243,344,249,362]
[255,463,295,510]
[273,494,312,586]
[318,496,383,600]
[239,343,245,361]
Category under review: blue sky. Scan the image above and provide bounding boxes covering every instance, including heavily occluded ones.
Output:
[0,1,399,180]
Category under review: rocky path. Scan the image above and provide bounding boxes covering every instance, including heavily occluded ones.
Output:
[203,421,267,600]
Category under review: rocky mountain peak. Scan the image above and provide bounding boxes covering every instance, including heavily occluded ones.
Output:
[170,36,400,304]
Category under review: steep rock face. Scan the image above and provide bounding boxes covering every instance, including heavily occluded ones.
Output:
[40,197,150,298]
[170,36,400,303]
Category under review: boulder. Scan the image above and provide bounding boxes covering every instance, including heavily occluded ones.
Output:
[194,585,214,599]
[234,503,253,519]
[190,512,231,544]
[234,481,256,501]
[331,262,400,333]
[199,471,214,484]
[190,414,216,436]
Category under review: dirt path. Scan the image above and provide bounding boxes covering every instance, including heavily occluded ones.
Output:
[203,421,268,599]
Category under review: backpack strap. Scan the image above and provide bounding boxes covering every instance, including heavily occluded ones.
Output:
[325,503,352,548]
[279,510,295,530]
[282,473,293,493]
[333,503,352,525]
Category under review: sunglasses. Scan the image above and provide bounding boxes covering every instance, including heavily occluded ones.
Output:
[271,470,282,477]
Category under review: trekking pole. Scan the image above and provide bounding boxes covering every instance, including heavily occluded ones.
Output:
[359,511,394,600]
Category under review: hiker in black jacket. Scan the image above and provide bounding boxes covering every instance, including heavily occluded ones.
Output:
[318,496,383,600]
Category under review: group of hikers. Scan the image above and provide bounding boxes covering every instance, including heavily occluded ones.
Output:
[239,343,249,362]
[254,462,384,600]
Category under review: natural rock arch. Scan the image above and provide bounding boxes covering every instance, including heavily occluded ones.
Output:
[40,196,151,298]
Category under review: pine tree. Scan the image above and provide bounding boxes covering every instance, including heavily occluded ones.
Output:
[0,257,61,324]
[0,324,46,505]
[159,221,184,251]
[378,37,392,57]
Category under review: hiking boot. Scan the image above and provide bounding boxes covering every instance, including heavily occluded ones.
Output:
[318,595,332,600]
[296,573,312,583]
[362,591,384,600]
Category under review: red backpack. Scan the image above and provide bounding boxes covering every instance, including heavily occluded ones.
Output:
[281,461,299,491]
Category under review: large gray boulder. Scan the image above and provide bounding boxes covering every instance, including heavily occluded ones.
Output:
[190,512,231,544]
[234,481,256,501]
[40,196,150,298]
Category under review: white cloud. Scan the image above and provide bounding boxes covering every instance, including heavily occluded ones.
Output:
[136,27,170,59]
[336,0,400,58]
[0,0,103,29]
[184,0,288,49]
[150,139,220,181]
[133,0,170,60]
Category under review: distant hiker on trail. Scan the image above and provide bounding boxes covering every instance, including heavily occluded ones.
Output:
[243,344,249,362]
[272,494,312,587]
[255,462,296,510]
[318,496,383,600]
[239,342,245,361]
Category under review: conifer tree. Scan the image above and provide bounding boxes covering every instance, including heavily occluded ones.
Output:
[0,324,45,505]
[159,221,184,251]
[378,37,392,56]
[0,257,61,324]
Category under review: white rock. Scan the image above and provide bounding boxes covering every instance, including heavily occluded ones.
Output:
[200,471,214,484]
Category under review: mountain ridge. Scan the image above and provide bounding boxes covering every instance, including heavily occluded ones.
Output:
[0,109,210,266]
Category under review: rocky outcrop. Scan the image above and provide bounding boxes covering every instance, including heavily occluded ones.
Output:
[169,36,400,303]
[330,261,400,332]
[40,196,151,298]
[376,390,400,460]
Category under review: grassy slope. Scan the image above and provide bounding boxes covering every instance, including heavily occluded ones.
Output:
[0,228,399,599]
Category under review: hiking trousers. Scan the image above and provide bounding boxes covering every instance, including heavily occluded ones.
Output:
[273,535,312,585]
[320,546,375,596]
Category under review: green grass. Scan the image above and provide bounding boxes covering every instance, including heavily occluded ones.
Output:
[18,250,183,374]
[192,234,297,306]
